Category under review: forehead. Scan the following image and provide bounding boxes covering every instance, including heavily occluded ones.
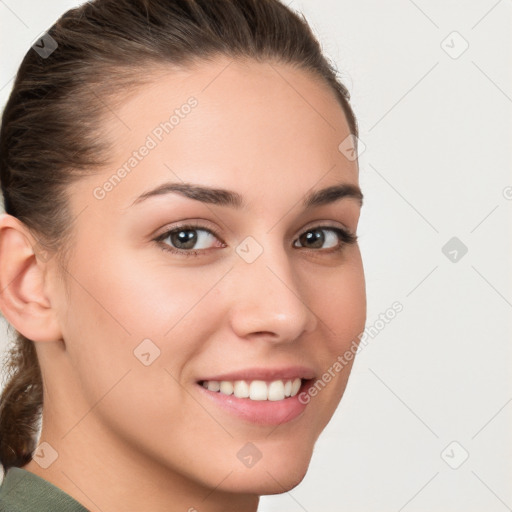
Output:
[76,57,359,215]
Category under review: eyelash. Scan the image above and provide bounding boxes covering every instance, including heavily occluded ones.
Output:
[154,223,358,258]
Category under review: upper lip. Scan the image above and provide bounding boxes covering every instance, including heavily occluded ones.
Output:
[198,366,316,382]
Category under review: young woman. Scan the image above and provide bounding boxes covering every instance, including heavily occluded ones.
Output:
[0,1,366,510]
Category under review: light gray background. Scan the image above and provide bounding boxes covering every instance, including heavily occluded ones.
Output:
[1,1,511,511]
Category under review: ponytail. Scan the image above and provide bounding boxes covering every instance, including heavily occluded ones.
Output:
[0,332,43,472]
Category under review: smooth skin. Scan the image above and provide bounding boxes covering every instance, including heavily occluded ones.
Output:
[0,57,366,512]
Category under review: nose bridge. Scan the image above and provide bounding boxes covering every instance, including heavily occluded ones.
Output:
[228,231,317,341]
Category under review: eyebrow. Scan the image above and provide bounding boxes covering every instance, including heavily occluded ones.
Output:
[129,181,363,209]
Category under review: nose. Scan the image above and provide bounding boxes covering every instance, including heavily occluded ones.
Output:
[227,241,318,344]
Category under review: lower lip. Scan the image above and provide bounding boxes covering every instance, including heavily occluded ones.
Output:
[197,380,312,426]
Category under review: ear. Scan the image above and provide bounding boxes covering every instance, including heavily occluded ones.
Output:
[0,213,63,342]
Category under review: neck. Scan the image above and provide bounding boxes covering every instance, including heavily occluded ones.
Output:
[22,414,259,512]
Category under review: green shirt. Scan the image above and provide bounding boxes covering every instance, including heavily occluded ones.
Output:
[0,467,89,512]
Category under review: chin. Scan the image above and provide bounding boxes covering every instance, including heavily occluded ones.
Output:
[223,466,310,496]
[261,467,309,495]
[219,445,313,495]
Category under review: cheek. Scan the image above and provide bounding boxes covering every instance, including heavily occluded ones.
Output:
[311,254,366,353]
[59,244,227,391]
[64,240,219,339]
[302,254,366,413]
[57,244,220,443]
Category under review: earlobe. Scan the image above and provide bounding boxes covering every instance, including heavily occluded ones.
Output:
[0,213,63,342]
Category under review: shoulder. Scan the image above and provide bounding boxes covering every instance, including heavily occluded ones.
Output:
[0,467,89,512]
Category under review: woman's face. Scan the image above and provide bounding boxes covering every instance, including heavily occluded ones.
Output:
[43,57,366,495]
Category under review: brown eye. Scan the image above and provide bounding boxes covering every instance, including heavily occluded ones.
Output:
[294,227,357,251]
[155,225,223,257]
[297,229,327,249]
[168,229,199,250]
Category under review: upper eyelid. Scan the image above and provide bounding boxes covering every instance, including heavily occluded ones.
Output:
[154,221,219,240]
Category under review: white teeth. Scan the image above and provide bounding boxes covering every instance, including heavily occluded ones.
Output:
[284,380,292,397]
[233,380,250,398]
[202,378,303,401]
[268,380,285,401]
[249,380,268,401]
[207,381,220,392]
[219,381,233,395]
[291,378,302,396]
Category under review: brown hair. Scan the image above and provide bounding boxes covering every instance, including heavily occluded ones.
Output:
[0,0,358,473]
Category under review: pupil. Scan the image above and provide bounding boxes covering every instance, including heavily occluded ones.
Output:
[303,230,324,248]
[174,230,196,249]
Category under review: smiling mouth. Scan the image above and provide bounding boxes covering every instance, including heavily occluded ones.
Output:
[198,378,309,401]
